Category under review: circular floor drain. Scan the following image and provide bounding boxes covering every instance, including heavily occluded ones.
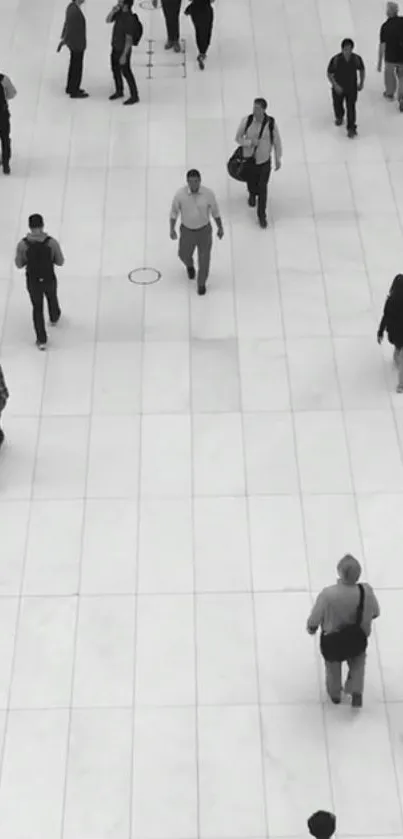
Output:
[139,0,159,8]
[128,267,162,285]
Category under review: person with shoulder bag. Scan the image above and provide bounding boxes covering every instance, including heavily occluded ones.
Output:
[106,0,142,105]
[306,554,380,708]
[232,97,282,229]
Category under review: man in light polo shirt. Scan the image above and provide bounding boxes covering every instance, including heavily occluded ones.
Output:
[170,169,224,296]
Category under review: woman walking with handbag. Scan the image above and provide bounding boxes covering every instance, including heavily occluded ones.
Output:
[306,554,380,708]
[184,0,214,70]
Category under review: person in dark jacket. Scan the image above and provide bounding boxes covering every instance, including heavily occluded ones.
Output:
[184,0,214,69]
[0,363,9,448]
[0,72,17,175]
[106,0,139,104]
[153,0,182,53]
[58,0,88,98]
[15,214,65,350]
[378,273,403,392]
[327,38,365,137]
[377,1,403,109]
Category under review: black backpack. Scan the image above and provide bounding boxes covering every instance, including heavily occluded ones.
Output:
[24,237,55,282]
[131,12,143,46]
[0,74,8,114]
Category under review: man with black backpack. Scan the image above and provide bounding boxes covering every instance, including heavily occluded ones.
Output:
[0,71,17,175]
[106,0,142,105]
[235,98,282,229]
[15,214,65,351]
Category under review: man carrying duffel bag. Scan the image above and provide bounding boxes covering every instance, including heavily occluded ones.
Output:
[306,554,380,708]
[228,97,282,229]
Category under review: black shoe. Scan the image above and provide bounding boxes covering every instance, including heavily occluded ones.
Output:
[383,92,394,99]
[259,217,268,229]
[70,90,89,98]
[164,40,173,49]
[197,55,205,70]
[3,162,10,175]
[173,41,181,53]
[197,285,206,295]
[347,128,356,138]
[50,313,61,326]
[123,96,139,105]
[334,117,343,126]
[36,340,47,351]
[187,265,196,280]
[352,693,362,708]
[109,91,123,100]
[330,696,341,704]
[248,193,256,207]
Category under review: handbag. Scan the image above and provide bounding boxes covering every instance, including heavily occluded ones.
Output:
[320,583,368,663]
[227,114,273,182]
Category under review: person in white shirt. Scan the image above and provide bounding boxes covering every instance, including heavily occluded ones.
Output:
[235,97,282,228]
[170,169,224,295]
[0,72,17,175]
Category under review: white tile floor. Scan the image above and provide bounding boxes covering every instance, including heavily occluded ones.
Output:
[1,0,403,836]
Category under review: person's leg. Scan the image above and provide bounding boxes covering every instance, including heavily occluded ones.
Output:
[346,92,357,134]
[332,88,344,123]
[325,660,343,702]
[195,8,213,56]
[195,224,213,293]
[44,277,61,325]
[396,347,403,391]
[246,162,259,206]
[384,62,397,98]
[178,225,197,271]
[0,117,11,171]
[121,51,139,101]
[27,280,47,345]
[162,0,181,45]
[396,64,403,109]
[66,49,75,93]
[256,160,271,226]
[110,49,124,95]
[345,654,366,705]
[75,50,84,92]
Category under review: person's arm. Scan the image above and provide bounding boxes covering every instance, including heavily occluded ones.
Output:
[50,239,65,267]
[306,592,325,634]
[106,4,119,23]
[170,194,180,238]
[272,122,282,169]
[378,41,385,71]
[210,192,224,237]
[371,589,381,620]
[327,57,342,92]
[121,32,133,61]
[377,300,389,342]
[2,75,17,100]
[235,117,247,145]
[357,57,365,91]
[14,240,27,269]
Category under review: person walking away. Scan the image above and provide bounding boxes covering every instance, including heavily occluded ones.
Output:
[153,0,182,53]
[106,0,140,104]
[306,554,380,708]
[15,214,65,351]
[58,0,88,98]
[235,97,282,229]
[0,71,17,175]
[0,363,9,449]
[170,168,224,295]
[184,0,214,69]
[377,273,403,392]
[327,38,365,138]
[377,1,403,110]
[307,812,336,839]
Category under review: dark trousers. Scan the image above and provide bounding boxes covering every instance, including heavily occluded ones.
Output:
[191,6,213,55]
[26,276,61,344]
[66,49,84,94]
[161,0,182,43]
[178,223,212,291]
[110,49,139,99]
[332,88,357,131]
[246,159,272,222]
[0,114,11,167]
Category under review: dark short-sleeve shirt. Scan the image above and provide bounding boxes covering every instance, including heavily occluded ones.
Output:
[380,16,403,63]
[111,10,134,51]
[327,52,365,92]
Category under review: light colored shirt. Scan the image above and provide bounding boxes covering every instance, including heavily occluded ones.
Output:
[15,232,65,270]
[235,115,282,165]
[1,74,17,101]
[170,185,220,230]
[307,580,380,637]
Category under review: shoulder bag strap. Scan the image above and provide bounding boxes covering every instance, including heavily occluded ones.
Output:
[244,114,253,135]
[355,583,365,625]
